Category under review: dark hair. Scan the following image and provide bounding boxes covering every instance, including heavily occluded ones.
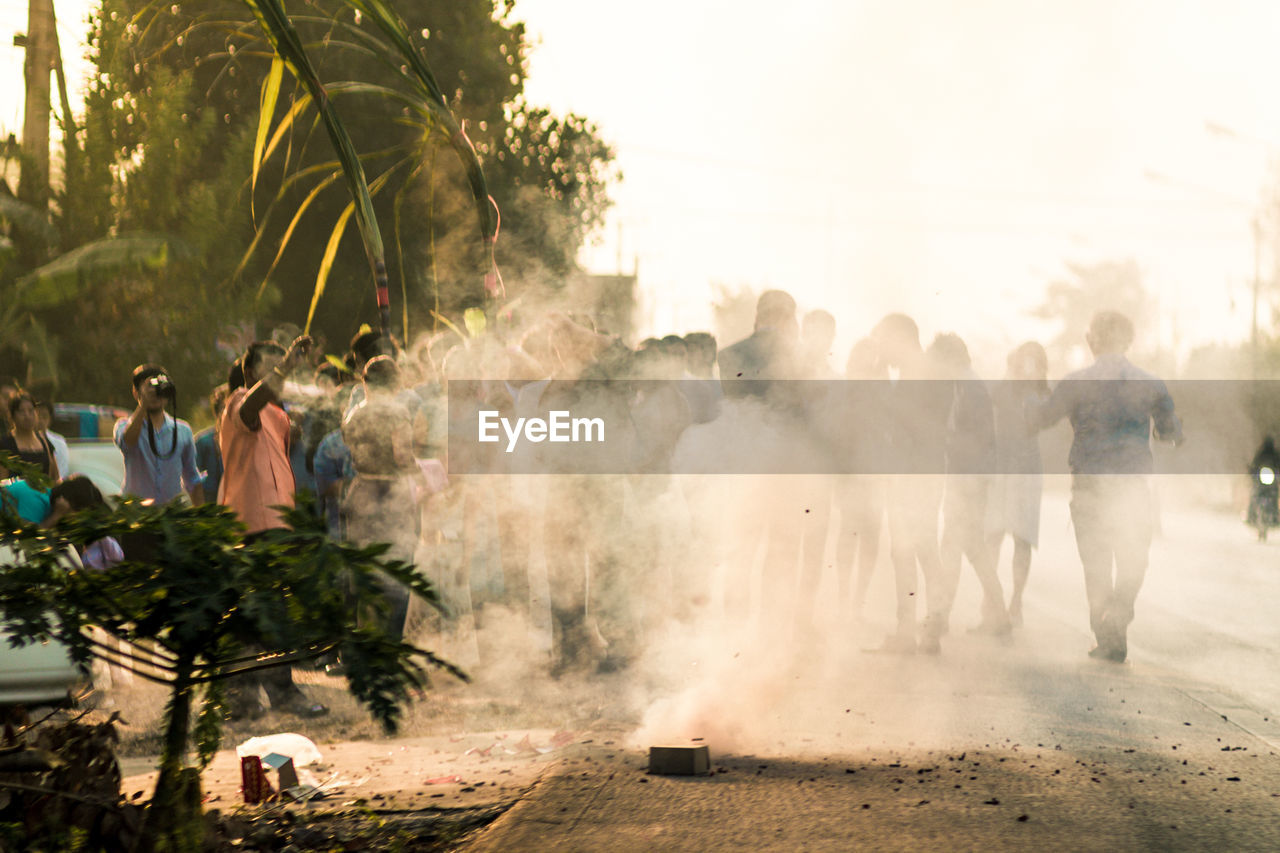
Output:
[1088,311,1135,352]
[227,359,246,391]
[209,384,230,418]
[683,332,717,373]
[803,309,836,333]
[756,290,797,329]
[350,329,383,365]
[131,363,168,389]
[315,362,345,386]
[928,332,971,370]
[50,476,104,512]
[1009,341,1050,395]
[846,338,883,379]
[874,313,920,348]
[683,332,716,356]
[8,393,35,418]
[242,341,286,380]
[362,355,401,391]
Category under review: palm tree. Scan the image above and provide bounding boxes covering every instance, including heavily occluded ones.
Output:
[238,0,500,338]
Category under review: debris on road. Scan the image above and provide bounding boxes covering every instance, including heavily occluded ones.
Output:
[240,755,274,804]
[425,775,464,785]
[237,732,323,767]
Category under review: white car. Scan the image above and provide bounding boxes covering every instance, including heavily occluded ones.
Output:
[0,544,86,708]
[0,432,121,708]
[65,439,125,497]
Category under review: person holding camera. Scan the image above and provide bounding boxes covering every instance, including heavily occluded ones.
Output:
[115,364,204,505]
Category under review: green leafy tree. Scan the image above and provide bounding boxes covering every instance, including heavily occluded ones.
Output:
[476,99,617,284]
[0,483,462,850]
[254,0,616,337]
[106,0,614,342]
[6,0,615,406]
[0,4,269,403]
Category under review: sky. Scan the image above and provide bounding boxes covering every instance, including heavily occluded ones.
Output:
[6,1,1280,371]
[515,0,1280,368]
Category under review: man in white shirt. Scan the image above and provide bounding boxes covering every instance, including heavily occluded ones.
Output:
[116,364,204,505]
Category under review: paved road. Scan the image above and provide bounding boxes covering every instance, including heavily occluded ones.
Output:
[112,485,1280,851]
[460,488,1280,851]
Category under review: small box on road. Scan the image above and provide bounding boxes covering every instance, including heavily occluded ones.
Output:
[648,744,711,775]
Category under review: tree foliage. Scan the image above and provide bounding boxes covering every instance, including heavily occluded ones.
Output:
[1031,258,1154,371]
[0,483,462,849]
[0,0,616,409]
[0,3,267,403]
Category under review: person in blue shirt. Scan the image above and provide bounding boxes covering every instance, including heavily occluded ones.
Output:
[1028,311,1182,663]
[115,364,204,505]
[1,475,122,572]
[0,476,56,524]
[2,474,107,526]
[312,429,351,538]
[193,385,228,503]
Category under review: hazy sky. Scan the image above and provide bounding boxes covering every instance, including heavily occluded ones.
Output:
[516,0,1280,366]
[6,1,1280,369]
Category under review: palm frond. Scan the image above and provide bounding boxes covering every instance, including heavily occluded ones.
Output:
[16,234,172,308]
[242,0,389,329]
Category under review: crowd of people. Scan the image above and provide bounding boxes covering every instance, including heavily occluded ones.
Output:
[0,292,1184,704]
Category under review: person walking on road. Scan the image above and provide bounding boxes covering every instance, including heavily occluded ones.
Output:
[871,314,952,654]
[986,342,1049,627]
[928,333,1010,647]
[834,338,888,622]
[1027,311,1182,663]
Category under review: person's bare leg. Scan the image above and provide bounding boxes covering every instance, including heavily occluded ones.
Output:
[884,486,920,651]
[836,494,859,612]
[887,546,918,650]
[853,514,882,618]
[838,480,881,621]
[1008,537,1032,627]
[966,540,1010,633]
[794,478,832,628]
[762,513,801,639]
[960,487,1008,632]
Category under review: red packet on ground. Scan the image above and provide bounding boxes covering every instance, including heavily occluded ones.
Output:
[240,755,275,804]
[424,775,463,785]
